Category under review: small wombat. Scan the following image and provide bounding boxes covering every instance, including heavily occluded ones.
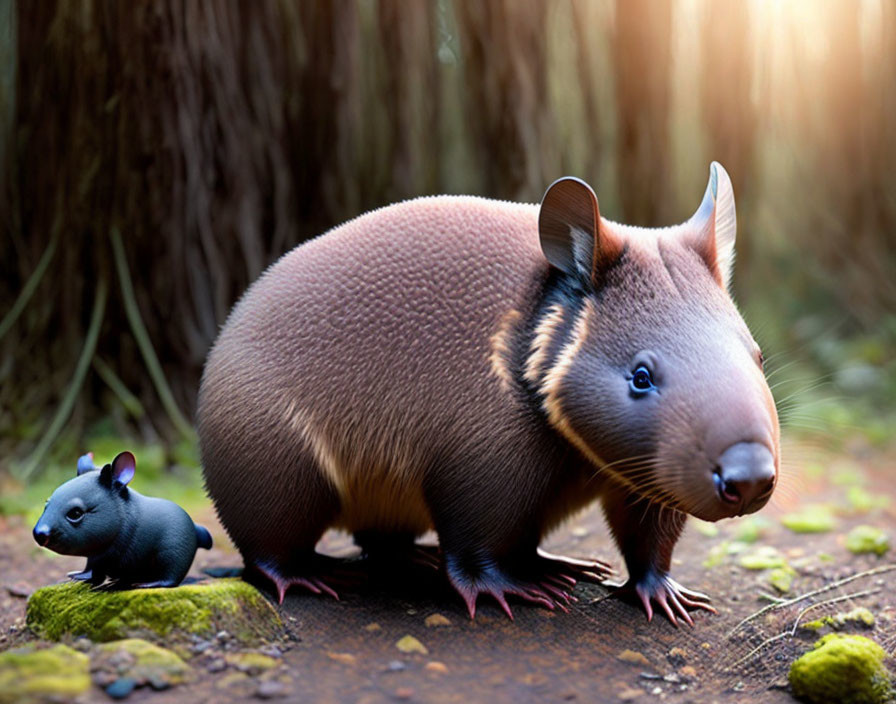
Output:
[199,163,779,623]
[33,451,213,588]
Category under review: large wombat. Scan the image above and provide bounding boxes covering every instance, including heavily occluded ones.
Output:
[198,163,778,624]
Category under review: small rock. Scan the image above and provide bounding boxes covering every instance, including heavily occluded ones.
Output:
[662,674,680,683]
[191,640,214,654]
[425,661,448,673]
[365,622,382,632]
[148,675,170,691]
[680,665,697,679]
[5,583,31,598]
[73,637,92,653]
[387,660,406,671]
[256,679,287,699]
[617,688,642,701]
[650,686,662,695]
[395,635,428,655]
[424,614,452,628]
[666,647,687,667]
[394,687,414,700]
[217,630,232,642]
[618,650,651,667]
[639,672,662,680]
[259,645,282,659]
[105,677,137,700]
[207,658,227,673]
[327,652,357,665]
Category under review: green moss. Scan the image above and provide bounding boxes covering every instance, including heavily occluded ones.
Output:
[0,644,90,704]
[96,639,193,685]
[768,567,795,593]
[846,526,891,556]
[845,487,889,514]
[789,634,892,704]
[27,579,282,644]
[225,652,280,674]
[739,546,787,570]
[782,505,837,534]
[802,608,876,632]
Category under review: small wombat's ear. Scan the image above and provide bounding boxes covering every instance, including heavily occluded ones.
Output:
[76,452,96,475]
[110,452,136,487]
[538,177,625,286]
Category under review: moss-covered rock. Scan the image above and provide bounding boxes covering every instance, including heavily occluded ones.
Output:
[789,634,892,704]
[27,579,283,644]
[802,607,876,632]
[845,525,890,556]
[0,644,90,703]
[782,505,837,534]
[94,638,193,687]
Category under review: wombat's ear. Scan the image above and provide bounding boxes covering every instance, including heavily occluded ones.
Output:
[538,177,625,286]
[109,451,136,487]
[687,162,737,290]
[76,452,96,475]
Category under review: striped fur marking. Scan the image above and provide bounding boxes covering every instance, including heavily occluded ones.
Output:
[523,303,566,385]
[489,309,523,392]
[538,299,607,470]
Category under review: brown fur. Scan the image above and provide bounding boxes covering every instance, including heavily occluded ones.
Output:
[198,166,779,620]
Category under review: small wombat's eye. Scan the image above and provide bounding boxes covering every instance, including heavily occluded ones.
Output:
[66,507,84,521]
[629,365,655,395]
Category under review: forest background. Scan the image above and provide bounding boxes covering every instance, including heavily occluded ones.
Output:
[1,0,894,486]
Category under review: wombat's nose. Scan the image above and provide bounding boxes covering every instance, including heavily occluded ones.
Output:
[714,442,776,514]
[33,524,51,547]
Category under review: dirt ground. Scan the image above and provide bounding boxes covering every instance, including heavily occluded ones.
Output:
[1,437,894,703]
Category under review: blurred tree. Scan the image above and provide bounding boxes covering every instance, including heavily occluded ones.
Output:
[699,0,756,302]
[612,0,673,226]
[454,0,553,201]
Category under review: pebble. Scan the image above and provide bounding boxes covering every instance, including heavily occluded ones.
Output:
[256,680,287,699]
[394,687,414,700]
[207,658,227,673]
[191,640,214,654]
[148,676,170,691]
[425,661,448,673]
[105,677,137,700]
[259,645,282,658]
[387,660,406,672]
[618,650,650,666]
[217,630,232,642]
[395,635,428,655]
[424,614,451,628]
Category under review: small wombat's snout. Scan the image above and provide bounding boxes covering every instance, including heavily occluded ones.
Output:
[33,523,51,547]
[713,442,776,516]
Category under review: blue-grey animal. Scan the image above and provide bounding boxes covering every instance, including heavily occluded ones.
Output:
[32,451,213,588]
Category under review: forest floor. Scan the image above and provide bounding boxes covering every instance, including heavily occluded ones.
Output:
[1,435,894,703]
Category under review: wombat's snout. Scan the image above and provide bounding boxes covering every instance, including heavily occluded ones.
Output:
[713,442,776,516]
[33,523,51,547]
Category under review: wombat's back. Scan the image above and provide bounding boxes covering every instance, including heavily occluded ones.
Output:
[199,197,548,538]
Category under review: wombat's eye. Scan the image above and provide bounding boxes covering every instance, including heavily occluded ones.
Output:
[629,366,655,395]
[66,507,84,522]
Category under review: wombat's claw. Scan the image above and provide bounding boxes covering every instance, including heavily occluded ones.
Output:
[620,573,716,628]
[447,562,575,620]
[536,549,615,583]
[254,561,343,604]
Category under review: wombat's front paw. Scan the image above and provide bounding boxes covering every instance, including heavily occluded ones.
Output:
[617,570,716,627]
